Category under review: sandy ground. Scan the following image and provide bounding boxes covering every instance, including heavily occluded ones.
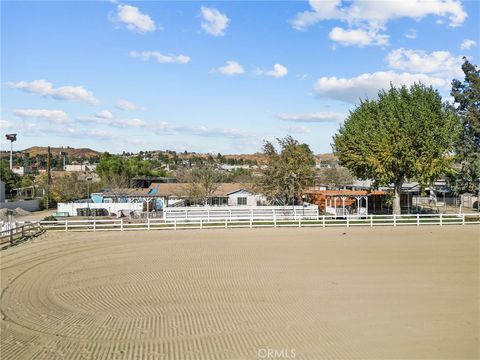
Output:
[0,226,478,360]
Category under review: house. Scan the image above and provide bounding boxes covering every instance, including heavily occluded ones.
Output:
[146,182,267,208]
[12,166,30,176]
[64,164,96,172]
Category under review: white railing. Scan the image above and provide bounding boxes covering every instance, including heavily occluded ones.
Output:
[163,205,319,222]
[30,213,480,232]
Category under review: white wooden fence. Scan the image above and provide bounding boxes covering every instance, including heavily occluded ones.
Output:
[163,205,319,222]
[30,213,480,232]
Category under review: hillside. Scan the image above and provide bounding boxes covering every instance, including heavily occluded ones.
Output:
[21,146,101,158]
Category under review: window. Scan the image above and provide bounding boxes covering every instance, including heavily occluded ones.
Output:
[237,197,247,206]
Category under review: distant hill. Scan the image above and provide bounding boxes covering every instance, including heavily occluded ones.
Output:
[21,146,101,158]
[15,146,336,162]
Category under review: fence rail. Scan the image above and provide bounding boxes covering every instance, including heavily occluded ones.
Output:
[31,213,480,232]
[0,222,44,249]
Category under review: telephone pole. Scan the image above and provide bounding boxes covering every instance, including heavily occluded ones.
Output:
[46,146,52,210]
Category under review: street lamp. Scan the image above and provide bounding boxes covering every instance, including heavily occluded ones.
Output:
[5,134,16,170]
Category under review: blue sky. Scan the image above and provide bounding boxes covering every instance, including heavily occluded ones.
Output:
[1,0,479,154]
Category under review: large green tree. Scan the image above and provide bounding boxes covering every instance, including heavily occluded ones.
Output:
[0,160,19,195]
[450,58,480,195]
[333,83,459,214]
[256,136,316,205]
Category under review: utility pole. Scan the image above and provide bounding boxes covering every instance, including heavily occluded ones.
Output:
[46,146,52,210]
[5,134,16,170]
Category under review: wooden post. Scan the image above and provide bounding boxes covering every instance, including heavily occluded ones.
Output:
[393,214,396,227]
[174,218,177,230]
[147,218,151,231]
[417,214,420,226]
[322,215,325,228]
[462,213,465,225]
[225,218,228,229]
[370,214,373,227]
[10,228,13,245]
[93,218,96,232]
[346,214,350,227]
[439,213,443,226]
[121,218,124,231]
[200,218,203,229]
[65,220,68,232]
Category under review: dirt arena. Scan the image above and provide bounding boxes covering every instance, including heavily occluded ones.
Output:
[0,226,478,360]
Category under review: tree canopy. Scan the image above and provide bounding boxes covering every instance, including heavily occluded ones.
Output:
[450,58,480,194]
[0,160,19,195]
[256,136,316,205]
[96,153,168,184]
[333,83,459,214]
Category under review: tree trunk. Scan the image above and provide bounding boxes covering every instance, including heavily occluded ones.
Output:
[393,180,403,215]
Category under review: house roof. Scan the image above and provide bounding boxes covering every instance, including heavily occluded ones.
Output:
[147,182,251,197]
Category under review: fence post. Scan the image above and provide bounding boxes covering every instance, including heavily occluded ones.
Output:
[322,215,325,228]
[439,213,443,226]
[93,218,96,232]
[370,215,373,227]
[393,214,396,227]
[10,228,13,245]
[462,213,465,225]
[200,218,203,229]
[273,212,277,228]
[65,220,68,232]
[21,225,25,238]
[174,219,177,230]
[298,218,301,228]
[121,218,124,231]
[147,218,151,231]
[225,218,228,229]
[250,216,253,229]
[417,214,420,226]
[346,214,350,228]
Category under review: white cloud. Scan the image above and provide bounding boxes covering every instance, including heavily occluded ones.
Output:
[95,110,113,120]
[292,0,466,46]
[329,26,388,47]
[256,64,289,78]
[114,4,156,33]
[200,7,229,36]
[460,39,477,50]
[292,0,467,30]
[155,122,256,140]
[78,114,145,128]
[12,109,69,124]
[0,120,13,130]
[112,118,145,128]
[278,112,346,123]
[216,61,245,76]
[314,71,448,103]
[7,79,99,105]
[284,125,311,134]
[404,28,417,39]
[129,51,191,64]
[386,48,463,78]
[115,99,137,111]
